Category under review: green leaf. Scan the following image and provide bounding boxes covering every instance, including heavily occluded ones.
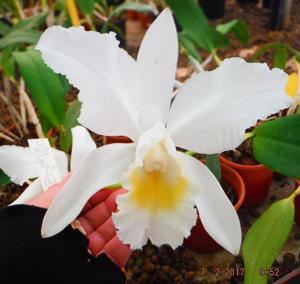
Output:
[60,100,82,152]
[216,19,249,44]
[14,50,67,131]
[206,154,221,182]
[108,2,157,20]
[0,29,41,49]
[253,114,300,179]
[0,20,11,36]
[165,0,228,51]
[1,45,17,77]
[0,169,11,186]
[251,43,286,61]
[178,32,202,62]
[10,12,48,32]
[274,47,288,69]
[243,197,295,284]
[0,12,47,50]
[76,0,95,15]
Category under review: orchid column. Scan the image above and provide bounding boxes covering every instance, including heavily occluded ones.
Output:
[36,9,291,255]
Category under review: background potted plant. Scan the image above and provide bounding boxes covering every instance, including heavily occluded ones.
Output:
[220,142,273,207]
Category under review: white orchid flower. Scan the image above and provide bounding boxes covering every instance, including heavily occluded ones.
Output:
[36,9,291,255]
[0,126,96,205]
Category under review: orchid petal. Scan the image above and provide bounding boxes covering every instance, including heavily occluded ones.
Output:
[36,27,141,140]
[177,152,242,255]
[168,58,291,154]
[10,178,43,205]
[137,9,178,130]
[42,143,136,238]
[70,126,96,172]
[0,145,38,185]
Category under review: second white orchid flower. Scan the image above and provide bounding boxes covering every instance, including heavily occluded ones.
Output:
[36,9,291,255]
[0,126,96,205]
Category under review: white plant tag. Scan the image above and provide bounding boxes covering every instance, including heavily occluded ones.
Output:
[28,139,62,191]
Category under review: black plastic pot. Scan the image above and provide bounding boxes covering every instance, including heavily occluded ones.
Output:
[270,0,292,30]
[198,0,225,19]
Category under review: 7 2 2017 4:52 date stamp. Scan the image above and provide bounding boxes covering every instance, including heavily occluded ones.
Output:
[259,267,280,277]
[199,267,245,277]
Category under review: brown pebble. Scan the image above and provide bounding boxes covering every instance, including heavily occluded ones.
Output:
[283,252,295,263]
[170,268,178,278]
[145,248,154,257]
[140,272,148,282]
[144,262,155,273]
[162,265,170,273]
[151,255,158,263]
[186,271,195,279]
[157,271,168,281]
[132,266,141,274]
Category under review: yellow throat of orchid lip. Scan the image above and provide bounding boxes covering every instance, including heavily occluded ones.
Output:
[130,169,188,213]
[130,143,188,213]
[286,73,299,105]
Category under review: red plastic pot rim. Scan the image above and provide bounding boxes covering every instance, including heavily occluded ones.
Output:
[220,163,245,210]
[220,154,269,171]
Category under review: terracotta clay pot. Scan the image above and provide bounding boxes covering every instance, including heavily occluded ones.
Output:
[104,136,132,144]
[127,10,139,20]
[184,163,245,254]
[295,180,300,225]
[220,155,273,207]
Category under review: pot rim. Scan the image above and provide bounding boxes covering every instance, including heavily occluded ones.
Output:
[220,163,245,210]
[220,154,267,170]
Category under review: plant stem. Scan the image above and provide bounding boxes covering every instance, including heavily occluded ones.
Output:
[40,0,47,9]
[244,132,254,140]
[13,0,25,19]
[292,186,300,199]
[212,49,221,66]
[19,79,45,138]
[0,132,15,143]
[0,123,19,140]
[202,54,213,69]
[189,56,204,73]
[86,14,95,31]
[65,0,81,27]
[185,150,197,157]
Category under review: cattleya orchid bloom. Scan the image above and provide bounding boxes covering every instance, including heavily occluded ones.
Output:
[0,126,96,204]
[36,9,291,255]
